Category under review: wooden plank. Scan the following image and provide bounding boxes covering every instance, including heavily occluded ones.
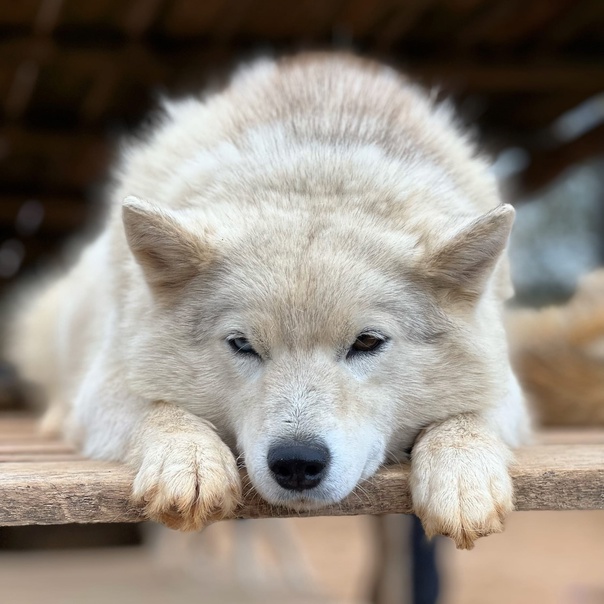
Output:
[483,92,596,131]
[0,442,75,455]
[0,415,39,436]
[537,429,604,445]
[512,445,604,511]
[0,461,144,525]
[374,0,436,50]
[4,37,604,103]
[336,0,397,39]
[158,0,228,38]
[520,123,604,193]
[0,197,89,231]
[0,419,602,526]
[406,62,604,93]
[0,454,83,462]
[0,1,41,27]
[241,0,339,40]
[0,126,111,192]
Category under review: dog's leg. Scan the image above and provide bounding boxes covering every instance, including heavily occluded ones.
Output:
[409,412,513,550]
[72,359,242,531]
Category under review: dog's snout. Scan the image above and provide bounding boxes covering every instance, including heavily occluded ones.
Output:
[267,442,330,491]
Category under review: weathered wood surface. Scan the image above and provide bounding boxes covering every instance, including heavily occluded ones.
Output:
[0,417,602,527]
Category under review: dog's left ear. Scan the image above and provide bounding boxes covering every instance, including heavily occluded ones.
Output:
[425,204,515,302]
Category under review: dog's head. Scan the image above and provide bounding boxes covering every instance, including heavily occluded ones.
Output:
[122,195,514,510]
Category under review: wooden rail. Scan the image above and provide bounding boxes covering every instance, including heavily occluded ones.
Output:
[0,417,602,527]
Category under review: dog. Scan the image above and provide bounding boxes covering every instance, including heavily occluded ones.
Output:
[6,53,531,550]
[508,269,604,426]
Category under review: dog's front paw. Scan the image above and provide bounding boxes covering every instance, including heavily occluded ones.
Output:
[410,424,513,550]
[132,434,242,531]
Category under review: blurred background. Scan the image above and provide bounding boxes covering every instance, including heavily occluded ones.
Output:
[0,1,603,603]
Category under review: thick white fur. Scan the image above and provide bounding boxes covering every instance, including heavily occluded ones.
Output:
[6,53,531,547]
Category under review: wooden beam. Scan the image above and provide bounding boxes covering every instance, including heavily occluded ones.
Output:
[520,123,604,193]
[0,419,602,527]
[3,37,604,102]
[0,197,89,231]
[0,126,111,192]
[406,62,604,93]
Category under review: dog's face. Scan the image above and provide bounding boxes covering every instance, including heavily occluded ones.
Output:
[123,197,514,510]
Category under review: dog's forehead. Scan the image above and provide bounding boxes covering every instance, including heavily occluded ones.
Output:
[212,223,445,346]
[234,220,400,295]
[240,264,394,346]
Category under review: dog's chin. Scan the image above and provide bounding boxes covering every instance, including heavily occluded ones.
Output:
[269,495,335,512]
[252,481,350,512]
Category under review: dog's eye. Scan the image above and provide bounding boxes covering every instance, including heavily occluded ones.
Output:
[347,333,386,358]
[228,337,258,356]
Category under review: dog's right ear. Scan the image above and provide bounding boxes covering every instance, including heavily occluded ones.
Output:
[122,196,212,295]
[424,204,515,304]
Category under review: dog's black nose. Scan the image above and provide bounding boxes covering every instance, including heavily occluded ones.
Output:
[267,442,330,491]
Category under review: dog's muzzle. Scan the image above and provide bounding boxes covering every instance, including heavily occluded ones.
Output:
[267,441,330,491]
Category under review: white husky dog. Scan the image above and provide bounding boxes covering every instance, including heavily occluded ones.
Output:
[7,53,530,549]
